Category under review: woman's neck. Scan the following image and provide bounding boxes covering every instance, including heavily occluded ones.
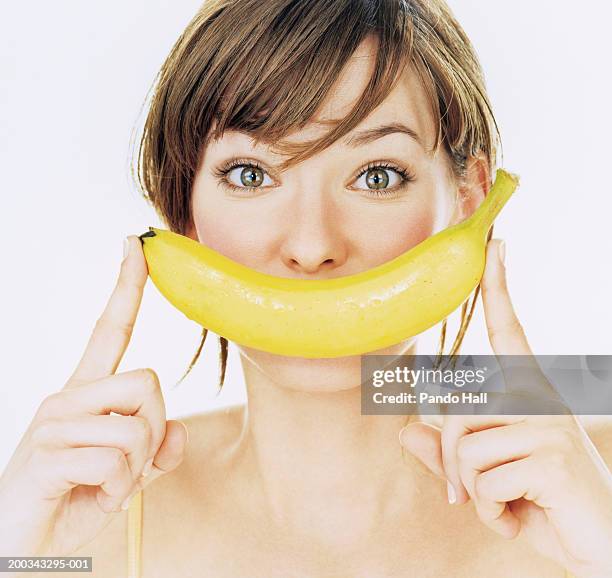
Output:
[233,343,430,550]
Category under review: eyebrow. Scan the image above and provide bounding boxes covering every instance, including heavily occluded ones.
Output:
[236,121,430,160]
[340,121,428,152]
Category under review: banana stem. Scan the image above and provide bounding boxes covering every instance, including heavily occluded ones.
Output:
[468,168,520,235]
[139,228,157,243]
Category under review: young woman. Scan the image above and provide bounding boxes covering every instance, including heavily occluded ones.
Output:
[1,1,611,577]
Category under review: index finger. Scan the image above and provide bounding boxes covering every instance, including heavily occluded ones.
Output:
[480,239,566,409]
[65,235,149,388]
[481,239,533,357]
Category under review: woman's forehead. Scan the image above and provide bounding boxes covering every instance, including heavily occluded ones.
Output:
[293,39,435,147]
[210,63,435,157]
[207,31,436,161]
[308,64,435,153]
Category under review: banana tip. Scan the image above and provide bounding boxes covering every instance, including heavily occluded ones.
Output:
[500,168,520,188]
[139,227,157,243]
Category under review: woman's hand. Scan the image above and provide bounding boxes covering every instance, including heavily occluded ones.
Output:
[0,236,188,559]
[399,239,612,578]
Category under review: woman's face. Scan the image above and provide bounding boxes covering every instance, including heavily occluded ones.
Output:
[188,37,481,392]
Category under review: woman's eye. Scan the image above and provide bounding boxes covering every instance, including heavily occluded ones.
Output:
[215,160,414,196]
[353,167,404,192]
[225,165,273,189]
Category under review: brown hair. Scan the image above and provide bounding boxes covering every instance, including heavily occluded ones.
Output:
[132,0,501,391]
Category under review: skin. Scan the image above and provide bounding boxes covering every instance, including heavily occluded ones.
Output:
[183,35,486,545]
[3,35,610,577]
[188,35,485,398]
[157,36,608,576]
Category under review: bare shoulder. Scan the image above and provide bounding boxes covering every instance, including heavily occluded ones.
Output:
[73,516,126,577]
[154,403,247,494]
[176,403,246,459]
[65,404,245,577]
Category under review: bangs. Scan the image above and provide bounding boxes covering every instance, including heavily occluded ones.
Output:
[134,0,501,378]
[197,0,416,173]
[136,0,499,236]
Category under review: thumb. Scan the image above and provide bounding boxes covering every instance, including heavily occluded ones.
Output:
[119,421,188,510]
[399,421,445,479]
[134,420,189,492]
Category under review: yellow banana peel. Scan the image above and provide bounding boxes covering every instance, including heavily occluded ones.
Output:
[139,168,519,358]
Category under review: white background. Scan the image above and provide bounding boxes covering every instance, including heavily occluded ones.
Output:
[1,1,611,470]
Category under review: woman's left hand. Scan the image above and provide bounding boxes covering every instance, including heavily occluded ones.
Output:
[399,238,612,578]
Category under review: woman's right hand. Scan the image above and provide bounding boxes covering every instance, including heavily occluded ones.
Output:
[0,235,189,559]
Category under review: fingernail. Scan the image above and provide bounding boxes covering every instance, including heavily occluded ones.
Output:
[123,237,130,260]
[121,494,134,511]
[142,457,153,478]
[447,480,457,504]
[121,485,141,510]
[398,427,407,447]
[498,240,506,265]
[179,421,189,445]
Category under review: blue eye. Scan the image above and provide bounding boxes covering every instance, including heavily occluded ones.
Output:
[227,164,273,189]
[213,158,416,197]
[352,162,416,197]
[212,159,271,194]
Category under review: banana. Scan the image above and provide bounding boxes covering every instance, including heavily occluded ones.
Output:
[139,168,519,358]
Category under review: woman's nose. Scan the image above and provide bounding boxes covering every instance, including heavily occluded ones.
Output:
[279,193,348,276]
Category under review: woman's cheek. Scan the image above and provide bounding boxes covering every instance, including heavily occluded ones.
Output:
[192,204,265,266]
[360,201,437,265]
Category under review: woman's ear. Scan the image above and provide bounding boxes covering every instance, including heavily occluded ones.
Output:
[449,153,491,225]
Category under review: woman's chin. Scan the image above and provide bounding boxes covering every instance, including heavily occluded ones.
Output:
[236,338,417,393]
